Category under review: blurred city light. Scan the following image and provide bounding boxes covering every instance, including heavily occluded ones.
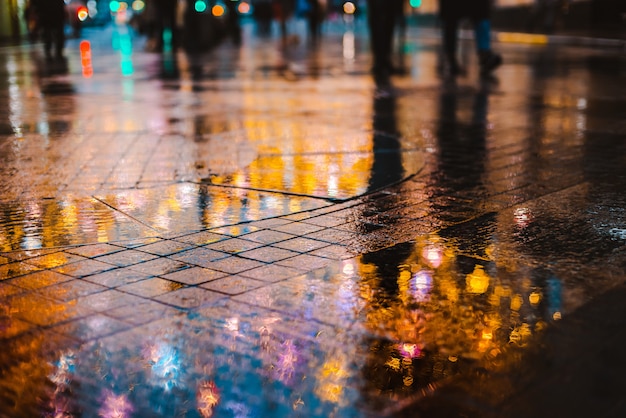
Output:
[343,1,355,14]
[195,0,208,12]
[77,6,89,21]
[212,4,225,16]
[79,40,93,78]
[409,0,421,7]
[238,1,251,14]
[109,0,120,12]
[131,0,145,11]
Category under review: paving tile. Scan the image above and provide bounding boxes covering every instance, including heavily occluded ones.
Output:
[134,239,195,256]
[272,237,330,253]
[112,237,162,248]
[275,254,332,271]
[239,230,297,245]
[52,314,132,342]
[127,257,191,276]
[161,266,227,285]
[23,252,86,269]
[238,246,300,263]
[240,264,304,283]
[204,237,264,254]
[0,248,59,262]
[199,276,266,295]
[8,292,94,326]
[39,279,109,302]
[303,228,358,244]
[8,270,74,290]
[270,221,325,235]
[207,255,266,274]
[106,299,181,325]
[0,261,41,280]
[300,215,348,227]
[81,267,153,288]
[308,244,354,260]
[0,282,24,299]
[53,259,117,278]
[65,243,125,258]
[118,277,185,297]
[168,247,229,267]
[74,289,147,312]
[95,249,159,267]
[250,218,292,228]
[0,316,34,339]
[280,212,315,221]
[174,231,228,245]
[154,287,227,309]
[210,224,261,236]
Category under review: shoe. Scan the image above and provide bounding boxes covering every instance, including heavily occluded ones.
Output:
[479,51,502,76]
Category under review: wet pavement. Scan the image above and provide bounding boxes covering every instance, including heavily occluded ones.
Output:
[1,17,626,418]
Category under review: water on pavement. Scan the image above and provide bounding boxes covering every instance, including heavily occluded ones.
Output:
[0,18,625,417]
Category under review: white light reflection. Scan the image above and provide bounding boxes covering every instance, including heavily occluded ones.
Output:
[343,31,355,61]
[7,56,24,137]
[411,270,432,302]
[99,389,134,418]
[342,260,355,276]
[22,202,43,250]
[422,245,443,268]
[48,351,76,391]
[143,342,182,391]
[225,317,239,333]
[514,207,533,228]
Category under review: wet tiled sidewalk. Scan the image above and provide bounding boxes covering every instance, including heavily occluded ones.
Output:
[1,19,626,417]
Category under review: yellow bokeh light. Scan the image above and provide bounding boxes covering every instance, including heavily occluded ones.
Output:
[343,1,356,14]
[529,291,542,305]
[466,265,490,294]
[510,294,523,311]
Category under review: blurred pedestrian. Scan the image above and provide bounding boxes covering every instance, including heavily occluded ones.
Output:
[527,0,568,33]
[23,0,40,42]
[366,0,404,85]
[305,0,326,44]
[273,0,295,41]
[154,0,178,52]
[438,0,502,77]
[31,0,66,60]
[225,0,242,44]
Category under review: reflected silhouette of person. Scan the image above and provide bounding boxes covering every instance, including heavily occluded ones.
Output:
[367,90,405,193]
[360,87,410,297]
[434,84,488,200]
[433,83,494,269]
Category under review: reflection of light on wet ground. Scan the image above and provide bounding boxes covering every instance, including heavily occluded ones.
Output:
[99,390,134,418]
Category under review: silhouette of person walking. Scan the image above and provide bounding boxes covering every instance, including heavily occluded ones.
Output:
[438,0,502,77]
[154,0,178,51]
[366,0,404,85]
[31,0,66,60]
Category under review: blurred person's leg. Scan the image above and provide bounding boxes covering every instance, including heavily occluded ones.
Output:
[41,23,53,59]
[367,0,397,83]
[53,23,65,58]
[441,16,460,75]
[474,19,501,75]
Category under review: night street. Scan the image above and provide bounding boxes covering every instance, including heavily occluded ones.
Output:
[1,13,626,417]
